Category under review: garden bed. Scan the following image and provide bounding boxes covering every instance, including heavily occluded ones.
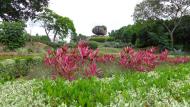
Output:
[0,63,190,106]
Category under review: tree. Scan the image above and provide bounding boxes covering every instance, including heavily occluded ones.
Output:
[133,0,190,49]
[35,9,54,39]
[0,21,26,50]
[0,0,49,21]
[36,9,76,42]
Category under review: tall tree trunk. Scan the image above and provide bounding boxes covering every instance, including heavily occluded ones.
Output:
[53,31,58,42]
[170,32,174,49]
[45,28,51,40]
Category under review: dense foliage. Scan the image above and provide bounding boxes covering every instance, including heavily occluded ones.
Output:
[0,56,42,82]
[44,41,190,80]
[133,0,190,48]
[109,16,190,51]
[0,0,49,21]
[1,63,190,106]
[89,36,114,43]
[0,21,26,50]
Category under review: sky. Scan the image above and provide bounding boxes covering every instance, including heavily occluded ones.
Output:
[26,0,142,37]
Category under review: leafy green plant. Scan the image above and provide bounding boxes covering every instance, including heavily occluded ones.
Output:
[0,21,26,50]
[88,41,98,49]
[0,57,42,82]
[89,36,114,43]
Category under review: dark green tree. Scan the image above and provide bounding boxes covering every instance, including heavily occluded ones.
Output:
[133,0,190,49]
[0,21,26,50]
[0,0,49,21]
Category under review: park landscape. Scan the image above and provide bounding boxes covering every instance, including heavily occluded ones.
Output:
[0,0,190,107]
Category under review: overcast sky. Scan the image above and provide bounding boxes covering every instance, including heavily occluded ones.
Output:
[27,0,142,36]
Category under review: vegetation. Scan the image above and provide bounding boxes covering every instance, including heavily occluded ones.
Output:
[133,0,190,49]
[36,8,76,42]
[109,16,190,51]
[0,0,49,21]
[0,0,190,106]
[89,36,114,43]
[1,63,190,106]
[0,21,27,50]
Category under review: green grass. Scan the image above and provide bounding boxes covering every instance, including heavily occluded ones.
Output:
[99,47,121,55]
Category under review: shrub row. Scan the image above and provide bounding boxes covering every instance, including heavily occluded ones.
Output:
[89,36,114,43]
[0,56,42,83]
[103,42,132,48]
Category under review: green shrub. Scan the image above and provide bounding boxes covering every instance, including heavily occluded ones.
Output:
[88,41,98,49]
[104,42,128,48]
[0,21,26,50]
[28,35,51,43]
[68,42,77,48]
[0,57,42,82]
[41,78,116,106]
[89,36,114,43]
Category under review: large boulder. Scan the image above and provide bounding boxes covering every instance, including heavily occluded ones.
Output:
[92,25,107,36]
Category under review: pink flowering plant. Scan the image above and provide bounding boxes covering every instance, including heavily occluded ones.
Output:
[44,40,190,80]
[44,41,102,80]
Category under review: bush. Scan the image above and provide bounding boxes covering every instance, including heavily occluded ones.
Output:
[104,42,129,48]
[68,42,77,48]
[0,21,26,50]
[89,36,114,43]
[0,56,42,82]
[28,35,51,43]
[88,41,98,49]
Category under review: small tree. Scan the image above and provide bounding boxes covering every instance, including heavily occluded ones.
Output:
[0,21,26,50]
[36,9,76,42]
[133,0,190,49]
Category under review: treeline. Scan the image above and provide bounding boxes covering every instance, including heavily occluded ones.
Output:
[109,15,190,51]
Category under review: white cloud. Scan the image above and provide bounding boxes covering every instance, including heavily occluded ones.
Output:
[27,0,142,36]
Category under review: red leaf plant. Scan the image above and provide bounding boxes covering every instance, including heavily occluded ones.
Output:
[44,41,101,80]
[97,54,115,63]
[166,57,190,64]
[119,47,164,71]
[85,63,101,77]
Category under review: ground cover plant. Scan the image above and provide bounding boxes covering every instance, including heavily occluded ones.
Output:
[0,63,190,107]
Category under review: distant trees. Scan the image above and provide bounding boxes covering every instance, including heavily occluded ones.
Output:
[36,9,76,42]
[133,0,190,49]
[0,0,49,21]
[109,16,190,51]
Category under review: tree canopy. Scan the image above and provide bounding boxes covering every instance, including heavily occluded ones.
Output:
[0,0,49,21]
[36,8,76,42]
[133,0,190,49]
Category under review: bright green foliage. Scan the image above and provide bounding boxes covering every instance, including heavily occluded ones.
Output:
[0,61,190,106]
[39,63,190,106]
[28,35,51,43]
[89,36,114,43]
[0,21,26,50]
[0,56,42,83]
[87,41,98,49]
[0,80,50,107]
